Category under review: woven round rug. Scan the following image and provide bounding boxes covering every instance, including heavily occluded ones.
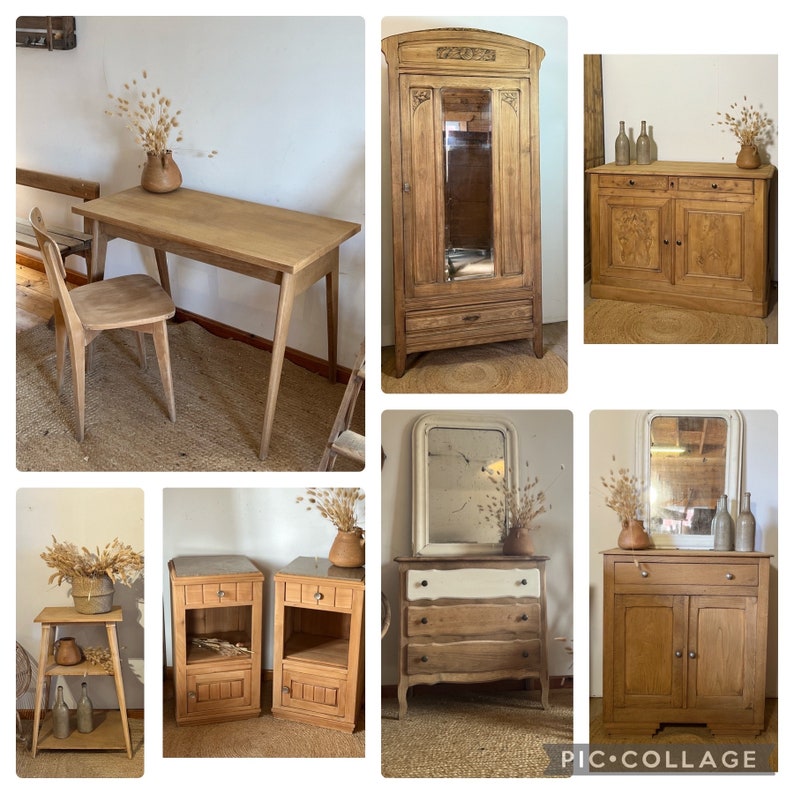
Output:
[585,300,767,344]
[381,341,567,394]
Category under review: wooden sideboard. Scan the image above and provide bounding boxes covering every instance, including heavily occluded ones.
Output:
[602,548,771,737]
[395,555,549,718]
[587,161,776,317]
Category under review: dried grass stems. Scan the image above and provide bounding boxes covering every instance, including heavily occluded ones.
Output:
[106,69,217,158]
[296,488,364,534]
[41,536,144,587]
[479,461,555,542]
[83,646,114,674]
[715,96,774,147]
[600,456,646,524]
[191,638,252,656]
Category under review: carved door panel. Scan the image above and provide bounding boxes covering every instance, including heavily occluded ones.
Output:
[597,195,673,285]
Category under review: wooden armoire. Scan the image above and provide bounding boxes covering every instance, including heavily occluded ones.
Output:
[382,29,545,377]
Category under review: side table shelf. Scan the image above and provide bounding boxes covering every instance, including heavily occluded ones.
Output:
[31,606,132,758]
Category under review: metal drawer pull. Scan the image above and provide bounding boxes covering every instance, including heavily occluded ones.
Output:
[675,650,683,658]
[520,579,528,586]
[420,617,428,624]
[711,183,718,189]
[421,580,428,587]
[421,655,428,663]
[628,179,635,185]
[282,686,290,693]
[463,314,480,322]
[521,614,529,621]
[663,239,669,245]
[725,572,735,580]
[217,590,225,598]
[641,570,649,578]
[689,651,697,659]
[522,651,530,658]
[676,240,682,246]
[314,591,323,601]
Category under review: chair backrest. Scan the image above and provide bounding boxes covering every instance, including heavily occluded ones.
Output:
[28,206,83,333]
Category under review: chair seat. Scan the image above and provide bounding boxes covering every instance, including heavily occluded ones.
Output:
[71,274,175,330]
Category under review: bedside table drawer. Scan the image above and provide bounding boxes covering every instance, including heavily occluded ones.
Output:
[614,561,759,587]
[282,581,354,610]
[406,567,540,600]
[183,581,255,605]
[406,602,541,637]
[406,638,541,675]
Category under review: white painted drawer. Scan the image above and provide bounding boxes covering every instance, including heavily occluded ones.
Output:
[405,567,540,600]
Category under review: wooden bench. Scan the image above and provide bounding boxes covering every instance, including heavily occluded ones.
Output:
[16,168,100,272]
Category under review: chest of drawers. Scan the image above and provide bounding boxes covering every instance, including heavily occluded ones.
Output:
[587,161,776,317]
[602,549,772,737]
[395,555,549,718]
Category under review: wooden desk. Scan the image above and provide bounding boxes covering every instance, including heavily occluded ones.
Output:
[73,187,361,459]
[31,606,132,758]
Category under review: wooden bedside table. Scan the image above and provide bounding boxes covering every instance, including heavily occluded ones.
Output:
[168,555,264,725]
[272,557,365,732]
[30,606,132,758]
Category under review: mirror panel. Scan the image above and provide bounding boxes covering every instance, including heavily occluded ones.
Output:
[637,410,743,548]
[413,413,518,555]
[442,88,494,282]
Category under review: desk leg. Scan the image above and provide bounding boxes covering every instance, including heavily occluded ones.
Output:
[105,622,133,759]
[153,249,172,297]
[89,220,108,283]
[325,260,339,384]
[30,622,52,757]
[259,272,296,459]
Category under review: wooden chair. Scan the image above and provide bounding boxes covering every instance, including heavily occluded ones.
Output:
[28,206,177,442]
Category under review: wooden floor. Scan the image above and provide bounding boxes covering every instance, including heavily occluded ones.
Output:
[16,263,56,332]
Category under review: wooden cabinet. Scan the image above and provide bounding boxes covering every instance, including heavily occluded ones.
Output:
[383,29,545,376]
[272,557,365,733]
[395,556,549,718]
[169,555,264,726]
[587,161,776,316]
[602,549,771,737]
[30,606,132,757]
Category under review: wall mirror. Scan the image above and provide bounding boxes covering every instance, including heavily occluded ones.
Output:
[636,410,744,549]
[413,413,518,555]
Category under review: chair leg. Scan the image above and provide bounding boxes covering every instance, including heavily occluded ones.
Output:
[135,332,147,370]
[53,305,67,394]
[151,322,176,422]
[71,342,87,443]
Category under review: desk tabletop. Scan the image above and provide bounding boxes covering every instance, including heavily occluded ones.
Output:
[73,186,361,274]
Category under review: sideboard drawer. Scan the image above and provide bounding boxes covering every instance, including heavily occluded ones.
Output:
[406,602,541,637]
[677,176,754,195]
[597,174,669,191]
[405,567,541,600]
[407,638,541,675]
[614,561,759,587]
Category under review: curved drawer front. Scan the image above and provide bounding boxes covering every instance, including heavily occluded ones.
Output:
[406,602,540,637]
[406,638,541,674]
[614,561,758,587]
[405,567,541,600]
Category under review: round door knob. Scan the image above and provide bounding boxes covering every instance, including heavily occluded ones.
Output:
[521,614,529,621]
[676,240,682,246]
[522,651,530,658]
[314,591,323,601]
[421,655,428,663]
[725,572,735,580]
[663,239,670,245]
[711,183,718,189]
[520,579,528,586]
[629,179,635,185]
[420,617,428,624]
[675,650,683,658]
[421,580,428,587]
[641,570,649,578]
[689,651,697,659]
[217,590,225,598]
[188,691,196,699]
[282,686,290,693]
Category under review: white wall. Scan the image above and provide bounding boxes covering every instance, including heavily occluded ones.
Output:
[16,16,365,369]
[588,410,778,698]
[380,16,569,342]
[16,489,145,710]
[162,488,367,668]
[380,410,574,686]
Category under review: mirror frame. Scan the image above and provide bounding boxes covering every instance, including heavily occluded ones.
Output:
[636,409,744,549]
[412,412,519,556]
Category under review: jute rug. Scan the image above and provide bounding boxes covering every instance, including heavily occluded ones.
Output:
[381,688,573,778]
[16,718,143,777]
[585,299,768,344]
[381,341,568,394]
[16,321,364,472]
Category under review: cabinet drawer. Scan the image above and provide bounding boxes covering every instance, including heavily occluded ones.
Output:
[184,581,255,605]
[406,567,541,600]
[282,581,354,611]
[406,638,541,675]
[597,174,669,190]
[406,301,532,334]
[279,665,347,719]
[614,561,758,587]
[406,602,540,637]
[185,666,252,714]
[676,176,754,195]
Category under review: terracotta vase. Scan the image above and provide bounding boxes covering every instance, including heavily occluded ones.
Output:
[618,518,651,550]
[54,636,82,665]
[71,574,114,614]
[328,528,365,568]
[736,143,761,169]
[141,150,182,193]
[502,526,535,556]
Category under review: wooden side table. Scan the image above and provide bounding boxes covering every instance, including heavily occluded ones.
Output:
[31,606,132,758]
[272,557,365,732]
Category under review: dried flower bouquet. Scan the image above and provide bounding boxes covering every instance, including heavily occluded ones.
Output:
[296,488,364,533]
[479,461,550,542]
[41,536,144,587]
[600,457,645,524]
[715,96,774,146]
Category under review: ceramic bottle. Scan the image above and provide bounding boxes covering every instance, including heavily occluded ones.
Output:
[735,492,756,552]
[713,494,734,551]
[76,681,94,733]
[615,120,630,165]
[636,120,651,164]
[52,685,70,739]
